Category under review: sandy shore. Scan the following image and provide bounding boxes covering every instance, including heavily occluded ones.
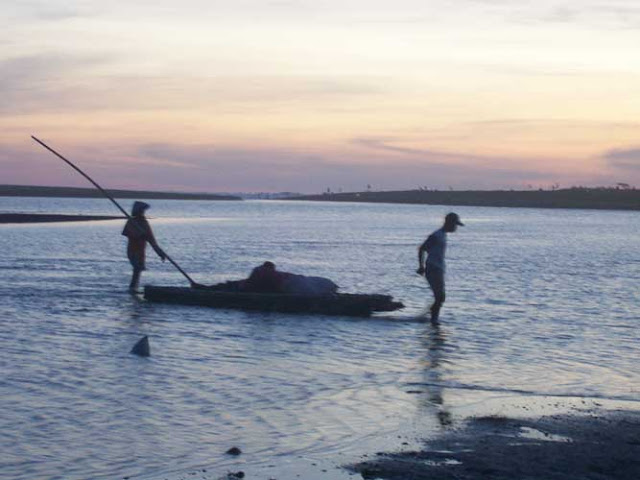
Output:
[140,405,639,480]
[0,213,123,224]
[349,409,640,480]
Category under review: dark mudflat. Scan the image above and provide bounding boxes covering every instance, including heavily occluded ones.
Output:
[349,409,640,480]
[0,213,123,224]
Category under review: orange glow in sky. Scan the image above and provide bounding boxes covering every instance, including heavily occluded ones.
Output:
[2,1,640,192]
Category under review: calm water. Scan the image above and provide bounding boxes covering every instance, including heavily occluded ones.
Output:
[1,198,638,480]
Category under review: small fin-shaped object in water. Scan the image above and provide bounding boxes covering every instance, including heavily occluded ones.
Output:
[130,335,150,357]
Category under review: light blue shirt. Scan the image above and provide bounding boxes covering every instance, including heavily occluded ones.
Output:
[425,228,447,272]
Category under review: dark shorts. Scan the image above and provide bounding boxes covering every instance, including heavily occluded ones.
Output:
[128,252,146,271]
[425,265,445,300]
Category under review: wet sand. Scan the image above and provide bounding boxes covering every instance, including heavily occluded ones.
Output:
[0,213,123,223]
[349,409,640,480]
[143,405,640,480]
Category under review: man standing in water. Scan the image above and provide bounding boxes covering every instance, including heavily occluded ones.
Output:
[417,212,464,323]
[122,201,165,293]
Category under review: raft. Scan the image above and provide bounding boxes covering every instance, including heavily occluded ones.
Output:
[144,286,404,317]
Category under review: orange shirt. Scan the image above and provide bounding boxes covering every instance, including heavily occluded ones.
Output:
[122,217,155,261]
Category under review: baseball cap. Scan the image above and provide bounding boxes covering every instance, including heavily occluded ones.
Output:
[445,212,464,226]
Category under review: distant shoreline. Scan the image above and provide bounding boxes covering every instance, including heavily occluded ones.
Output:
[0,185,241,201]
[288,188,640,211]
[4,185,639,211]
[0,213,123,224]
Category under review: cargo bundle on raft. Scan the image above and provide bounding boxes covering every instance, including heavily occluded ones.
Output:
[144,286,404,317]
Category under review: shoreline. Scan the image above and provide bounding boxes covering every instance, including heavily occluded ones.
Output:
[0,185,241,201]
[4,185,640,211]
[349,408,640,480]
[289,188,640,211]
[0,213,123,224]
[138,399,640,480]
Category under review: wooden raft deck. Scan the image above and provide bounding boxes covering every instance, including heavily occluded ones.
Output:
[144,286,404,317]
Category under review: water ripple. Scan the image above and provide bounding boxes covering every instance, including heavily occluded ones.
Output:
[1,199,639,480]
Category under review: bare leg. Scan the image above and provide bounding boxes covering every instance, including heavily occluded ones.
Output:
[430,293,445,324]
[426,267,446,324]
[129,268,142,293]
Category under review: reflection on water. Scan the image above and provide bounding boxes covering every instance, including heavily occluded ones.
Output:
[419,325,453,427]
[0,198,639,480]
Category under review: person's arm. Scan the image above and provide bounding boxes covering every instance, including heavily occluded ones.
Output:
[143,219,166,261]
[417,239,428,275]
[417,233,436,275]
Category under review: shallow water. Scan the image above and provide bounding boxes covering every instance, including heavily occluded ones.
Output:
[0,198,638,480]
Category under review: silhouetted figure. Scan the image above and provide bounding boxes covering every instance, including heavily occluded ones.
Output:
[245,261,284,293]
[417,212,464,323]
[122,201,166,293]
[194,261,339,295]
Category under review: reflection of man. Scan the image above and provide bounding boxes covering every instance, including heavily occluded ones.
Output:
[417,213,464,323]
[421,325,452,427]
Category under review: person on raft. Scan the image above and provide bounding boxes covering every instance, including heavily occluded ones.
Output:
[122,201,166,293]
[195,261,338,295]
[417,212,464,324]
[244,261,285,293]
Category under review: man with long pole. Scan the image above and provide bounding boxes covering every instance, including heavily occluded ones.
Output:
[122,201,166,292]
[31,135,197,287]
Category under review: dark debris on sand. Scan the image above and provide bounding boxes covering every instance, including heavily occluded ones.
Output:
[349,410,640,480]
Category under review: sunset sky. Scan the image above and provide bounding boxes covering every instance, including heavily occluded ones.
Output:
[2,0,640,193]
